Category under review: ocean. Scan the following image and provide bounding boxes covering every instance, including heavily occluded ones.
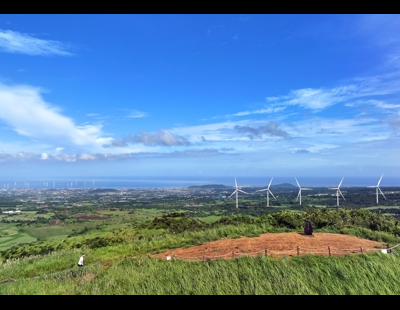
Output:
[1,176,400,189]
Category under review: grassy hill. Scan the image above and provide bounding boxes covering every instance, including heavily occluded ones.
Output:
[1,208,400,295]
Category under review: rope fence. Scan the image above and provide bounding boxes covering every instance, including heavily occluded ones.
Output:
[166,243,400,262]
[0,278,16,286]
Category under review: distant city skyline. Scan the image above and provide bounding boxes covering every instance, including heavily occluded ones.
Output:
[1,14,400,180]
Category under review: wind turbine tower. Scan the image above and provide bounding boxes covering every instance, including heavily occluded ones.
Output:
[229,178,248,209]
[329,177,346,206]
[256,178,277,207]
[368,174,387,205]
[295,178,312,206]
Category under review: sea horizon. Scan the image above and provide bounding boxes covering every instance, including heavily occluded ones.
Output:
[1,176,400,189]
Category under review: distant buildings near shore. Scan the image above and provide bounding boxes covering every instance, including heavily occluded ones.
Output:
[2,210,21,214]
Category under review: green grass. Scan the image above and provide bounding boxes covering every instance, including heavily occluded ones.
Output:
[0,211,52,222]
[0,223,37,251]
[196,216,221,224]
[0,234,37,251]
[2,209,400,294]
[2,253,400,295]
[25,226,76,239]
[365,206,400,210]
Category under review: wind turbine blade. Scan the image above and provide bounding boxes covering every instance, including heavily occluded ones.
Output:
[296,189,301,201]
[268,178,273,190]
[269,190,277,200]
[378,187,387,200]
[256,189,268,192]
[229,190,238,198]
[234,178,238,188]
[339,190,346,201]
[302,188,313,190]
[378,174,384,187]
[295,178,300,188]
[338,177,344,188]
[239,190,248,194]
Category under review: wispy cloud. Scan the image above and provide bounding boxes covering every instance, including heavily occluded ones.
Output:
[0,83,108,149]
[266,72,400,111]
[0,29,73,56]
[104,130,190,148]
[230,107,286,117]
[346,99,400,109]
[267,86,356,111]
[202,107,286,121]
[127,110,147,119]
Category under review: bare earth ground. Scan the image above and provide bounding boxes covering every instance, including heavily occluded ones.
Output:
[154,233,387,260]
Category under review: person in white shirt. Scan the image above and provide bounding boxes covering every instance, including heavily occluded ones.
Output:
[78,254,85,267]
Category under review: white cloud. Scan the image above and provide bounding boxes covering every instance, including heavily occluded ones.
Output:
[78,153,99,161]
[127,110,147,118]
[0,83,108,149]
[0,29,73,56]
[267,86,356,110]
[266,71,400,111]
[202,107,286,121]
[346,99,400,109]
[230,107,286,117]
[0,149,228,163]
[104,130,190,148]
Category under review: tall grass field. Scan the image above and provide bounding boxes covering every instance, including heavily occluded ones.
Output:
[2,209,400,294]
[1,253,400,295]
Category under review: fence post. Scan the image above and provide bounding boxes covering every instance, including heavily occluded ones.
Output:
[203,255,206,262]
[297,246,300,256]
[8,278,11,283]
[232,251,235,259]
[328,246,331,257]
[265,248,268,257]
[360,247,364,254]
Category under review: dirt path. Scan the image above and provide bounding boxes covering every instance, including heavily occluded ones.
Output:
[154,232,387,260]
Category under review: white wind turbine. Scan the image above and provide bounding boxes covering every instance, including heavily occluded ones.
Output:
[257,178,276,207]
[229,178,248,209]
[329,177,345,206]
[368,174,386,205]
[295,178,312,206]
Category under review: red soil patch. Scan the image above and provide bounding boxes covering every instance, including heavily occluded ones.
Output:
[74,215,108,221]
[154,233,387,260]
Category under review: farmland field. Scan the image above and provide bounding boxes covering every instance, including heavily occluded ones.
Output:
[0,223,36,251]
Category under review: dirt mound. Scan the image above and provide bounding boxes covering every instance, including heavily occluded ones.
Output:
[154,233,387,260]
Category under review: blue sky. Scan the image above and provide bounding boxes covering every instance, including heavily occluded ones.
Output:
[1,14,400,183]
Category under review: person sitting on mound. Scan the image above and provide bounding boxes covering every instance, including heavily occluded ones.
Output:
[304,220,314,236]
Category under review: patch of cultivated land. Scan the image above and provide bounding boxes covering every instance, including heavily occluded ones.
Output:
[74,215,108,220]
[0,224,37,251]
[155,232,386,260]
